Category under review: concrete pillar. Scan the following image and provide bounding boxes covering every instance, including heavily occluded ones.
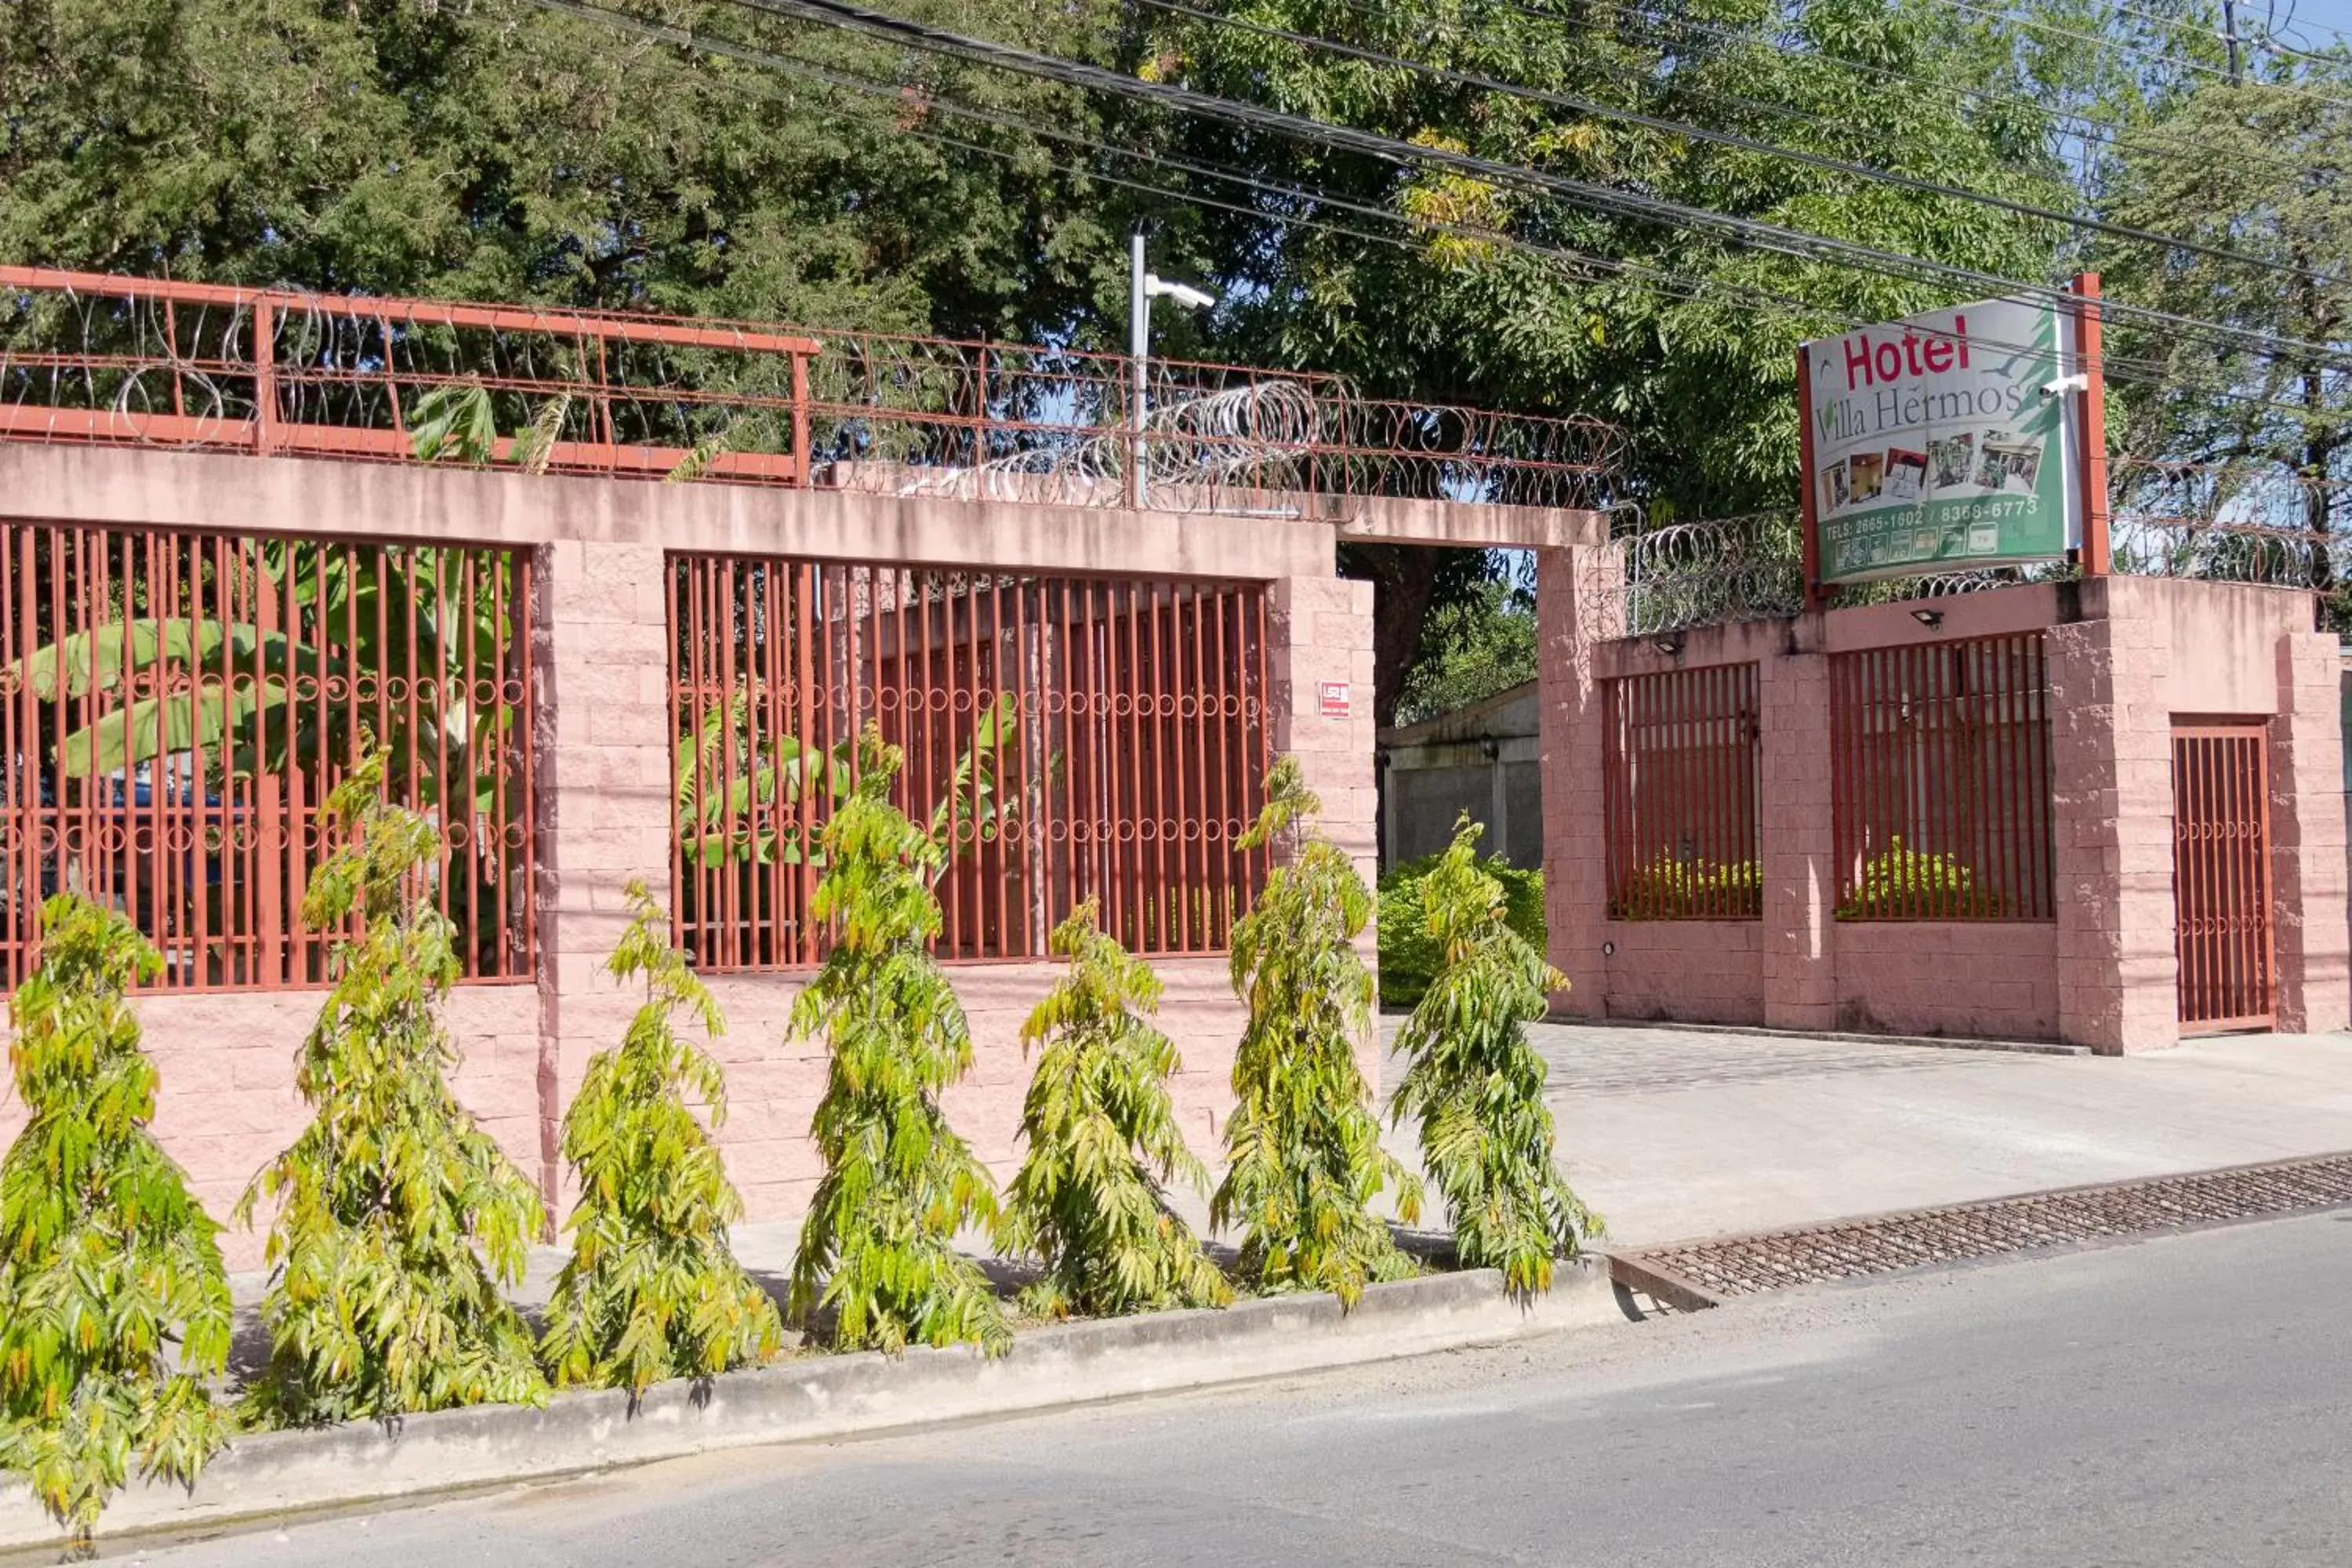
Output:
[1269,573,1380,1085]
[2049,592,2178,1053]
[1760,632,1835,1030]
[2270,630,2350,1033]
[1536,544,1619,1018]
[532,538,676,1218]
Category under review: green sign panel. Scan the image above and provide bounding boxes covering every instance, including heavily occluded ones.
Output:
[1806,296,2082,585]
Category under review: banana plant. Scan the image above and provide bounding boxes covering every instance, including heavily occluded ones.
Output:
[674,683,1022,884]
[4,539,525,816]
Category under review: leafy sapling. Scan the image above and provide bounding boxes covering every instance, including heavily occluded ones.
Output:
[787,728,1010,1355]
[0,897,233,1542]
[1213,758,1422,1307]
[541,883,782,1395]
[1390,818,1602,1300]
[1002,900,1229,1319]
[239,748,548,1425]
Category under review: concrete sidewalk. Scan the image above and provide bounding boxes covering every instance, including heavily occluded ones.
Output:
[1484,1022,2352,1245]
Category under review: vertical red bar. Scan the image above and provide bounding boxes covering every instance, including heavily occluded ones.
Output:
[510,548,534,978]
[791,561,816,967]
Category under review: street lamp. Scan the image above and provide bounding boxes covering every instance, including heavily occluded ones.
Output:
[1130,230,1218,509]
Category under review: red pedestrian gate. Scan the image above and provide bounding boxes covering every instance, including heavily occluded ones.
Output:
[2171,726,2275,1033]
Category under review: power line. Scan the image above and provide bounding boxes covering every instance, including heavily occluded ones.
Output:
[1138,0,2348,291]
[724,0,2352,374]
[532,0,2352,424]
[526,0,1886,336]
[1919,0,2352,103]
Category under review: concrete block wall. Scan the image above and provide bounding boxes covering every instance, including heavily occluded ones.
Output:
[1600,923,1766,1025]
[1832,924,2060,1040]
[1270,575,1385,1087]
[1537,563,2348,1052]
[0,445,1389,1268]
[0,988,543,1271]
[2270,629,2352,1032]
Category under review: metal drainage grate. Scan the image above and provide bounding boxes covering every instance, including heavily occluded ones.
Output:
[1610,1151,2352,1309]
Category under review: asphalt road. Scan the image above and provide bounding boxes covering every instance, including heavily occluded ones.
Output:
[129,1213,2352,1567]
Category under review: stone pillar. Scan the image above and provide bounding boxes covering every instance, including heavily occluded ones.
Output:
[2049,588,2178,1053]
[1269,573,1380,1084]
[2270,630,2350,1033]
[1760,632,1835,1030]
[533,538,677,1218]
[1536,544,1617,1018]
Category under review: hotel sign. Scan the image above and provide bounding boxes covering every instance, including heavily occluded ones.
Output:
[1803,296,2085,585]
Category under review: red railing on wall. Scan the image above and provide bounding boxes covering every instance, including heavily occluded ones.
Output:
[0,520,537,991]
[1602,664,1762,920]
[1830,633,2053,921]
[668,557,1272,967]
[0,264,820,487]
[0,264,1624,518]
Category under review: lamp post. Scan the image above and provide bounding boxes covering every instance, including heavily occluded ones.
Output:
[1129,229,1217,510]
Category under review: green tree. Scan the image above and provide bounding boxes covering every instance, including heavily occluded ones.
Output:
[1000,900,1229,1319]
[0,0,1127,340]
[0,897,231,1541]
[1214,758,1421,1305]
[2100,78,2352,542]
[787,728,1009,1355]
[1388,819,1599,1299]
[238,748,547,1425]
[540,883,782,1396]
[1390,571,1538,728]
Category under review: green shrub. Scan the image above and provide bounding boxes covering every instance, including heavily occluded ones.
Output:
[0,897,233,1541]
[787,728,1010,1356]
[1608,852,1762,920]
[238,749,548,1425]
[1378,851,1543,1010]
[1214,759,1422,1308]
[1000,900,1229,1319]
[1390,821,1602,1300]
[540,884,782,1396]
[1835,837,1997,919]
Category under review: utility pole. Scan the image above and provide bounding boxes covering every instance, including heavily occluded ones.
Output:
[2223,0,2243,82]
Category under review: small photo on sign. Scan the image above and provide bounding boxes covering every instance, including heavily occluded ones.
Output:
[1976,431,2045,495]
[1929,434,1976,491]
[1849,452,1885,503]
[1967,521,2001,553]
[1886,448,1927,502]
[1824,457,1851,513]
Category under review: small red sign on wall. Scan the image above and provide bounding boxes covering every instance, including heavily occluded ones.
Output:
[1318,681,1352,719]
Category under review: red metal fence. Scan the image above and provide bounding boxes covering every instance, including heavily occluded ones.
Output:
[2172,725,2276,1032]
[669,557,1272,967]
[1,521,537,991]
[1603,664,1762,919]
[1830,633,2052,920]
[0,264,1622,519]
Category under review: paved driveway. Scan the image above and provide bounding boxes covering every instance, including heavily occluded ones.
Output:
[1388,1020,2352,1244]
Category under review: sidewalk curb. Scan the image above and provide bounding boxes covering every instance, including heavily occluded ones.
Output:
[0,1260,1628,1552]
[1564,1016,2092,1057]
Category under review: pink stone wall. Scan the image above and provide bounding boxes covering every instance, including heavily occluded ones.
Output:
[1831,924,2060,1040]
[1,445,1365,1266]
[695,960,1246,1223]
[1537,565,2349,1051]
[1599,922,1766,1025]
[0,985,543,1271]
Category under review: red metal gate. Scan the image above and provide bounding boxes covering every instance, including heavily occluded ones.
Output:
[2172,725,2275,1032]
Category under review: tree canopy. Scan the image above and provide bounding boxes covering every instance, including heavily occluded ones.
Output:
[7,0,2345,703]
